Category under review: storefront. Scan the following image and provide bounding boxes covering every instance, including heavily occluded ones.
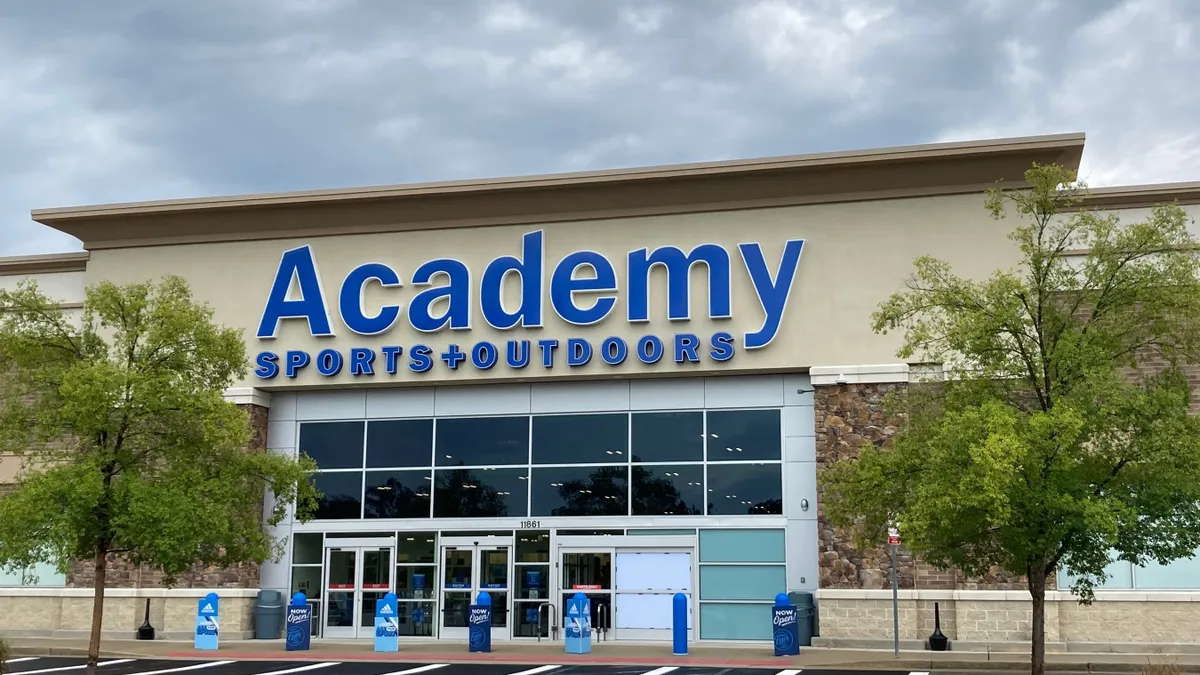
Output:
[9,132,1200,648]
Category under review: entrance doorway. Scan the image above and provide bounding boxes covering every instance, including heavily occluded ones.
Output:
[559,549,613,639]
[322,537,396,639]
[439,536,513,640]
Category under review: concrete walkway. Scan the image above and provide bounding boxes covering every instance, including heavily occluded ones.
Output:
[5,637,1200,672]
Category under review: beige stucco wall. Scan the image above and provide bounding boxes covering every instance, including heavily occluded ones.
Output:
[84,193,1024,389]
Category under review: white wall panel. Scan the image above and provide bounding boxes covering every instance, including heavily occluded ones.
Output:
[295,390,366,420]
[270,392,297,422]
[629,378,705,410]
[433,383,531,416]
[531,381,630,413]
[703,375,784,409]
[365,388,436,419]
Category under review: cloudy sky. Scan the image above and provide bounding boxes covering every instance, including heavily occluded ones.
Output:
[1,0,1196,256]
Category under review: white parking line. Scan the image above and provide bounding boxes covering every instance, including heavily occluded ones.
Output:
[377,666,449,675]
[19,659,134,675]
[507,667,561,675]
[776,670,803,675]
[260,664,340,675]
[131,661,236,675]
[910,671,931,675]
[3,658,41,664]
[640,668,679,675]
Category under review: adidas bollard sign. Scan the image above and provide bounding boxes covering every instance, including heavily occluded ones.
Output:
[374,592,399,652]
[194,593,219,651]
[564,592,592,655]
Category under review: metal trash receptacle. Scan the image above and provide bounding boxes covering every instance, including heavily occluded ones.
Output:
[788,591,815,646]
[254,590,285,639]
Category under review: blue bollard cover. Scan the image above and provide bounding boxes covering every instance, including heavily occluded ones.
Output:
[285,592,312,651]
[194,593,219,651]
[564,592,592,654]
[772,594,800,657]
[672,592,688,655]
[375,592,399,652]
[469,591,493,653]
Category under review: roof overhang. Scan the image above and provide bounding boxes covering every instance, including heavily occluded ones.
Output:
[0,251,90,276]
[32,133,1087,251]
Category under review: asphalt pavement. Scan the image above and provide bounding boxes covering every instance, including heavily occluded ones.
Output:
[0,658,916,675]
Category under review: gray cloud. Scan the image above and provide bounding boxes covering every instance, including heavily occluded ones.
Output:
[1,0,1195,256]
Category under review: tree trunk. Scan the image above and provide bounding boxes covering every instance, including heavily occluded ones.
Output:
[1029,570,1047,675]
[85,547,108,675]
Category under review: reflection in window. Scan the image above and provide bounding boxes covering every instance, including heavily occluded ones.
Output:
[396,533,437,563]
[531,466,628,516]
[516,531,551,563]
[299,422,365,470]
[395,565,437,600]
[433,467,529,518]
[705,462,782,515]
[632,464,703,515]
[436,416,529,467]
[363,470,432,518]
[366,419,434,468]
[311,472,363,519]
[705,410,782,462]
[532,414,629,464]
[631,412,703,462]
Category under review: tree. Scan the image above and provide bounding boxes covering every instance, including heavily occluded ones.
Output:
[819,164,1200,675]
[0,276,319,673]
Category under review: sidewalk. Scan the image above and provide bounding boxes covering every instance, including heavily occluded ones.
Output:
[6,636,1200,672]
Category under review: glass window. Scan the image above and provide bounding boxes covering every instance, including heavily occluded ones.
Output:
[312,472,363,519]
[395,564,437,600]
[1135,552,1200,589]
[530,466,628,516]
[699,565,786,600]
[532,414,628,464]
[366,419,434,468]
[299,421,365,470]
[516,531,550,563]
[436,416,529,467]
[291,565,322,599]
[1057,552,1133,590]
[293,533,324,564]
[632,464,703,516]
[705,463,782,515]
[631,412,703,462]
[433,467,529,518]
[705,410,781,462]
[699,529,786,563]
[363,470,431,519]
[699,603,772,640]
[397,533,437,563]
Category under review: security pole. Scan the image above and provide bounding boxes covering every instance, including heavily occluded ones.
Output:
[888,526,900,657]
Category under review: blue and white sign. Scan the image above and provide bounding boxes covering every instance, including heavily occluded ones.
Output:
[468,592,492,653]
[252,231,806,380]
[772,594,800,657]
[374,593,399,652]
[285,592,311,652]
[194,593,219,651]
[564,592,592,655]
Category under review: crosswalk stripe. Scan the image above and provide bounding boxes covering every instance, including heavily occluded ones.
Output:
[910,671,931,675]
[18,659,134,675]
[377,665,449,675]
[260,664,340,675]
[639,668,679,675]
[507,667,561,675]
[131,661,235,675]
[776,670,803,675]
[3,658,41,664]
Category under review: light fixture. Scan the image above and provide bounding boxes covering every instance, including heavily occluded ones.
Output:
[800,498,810,511]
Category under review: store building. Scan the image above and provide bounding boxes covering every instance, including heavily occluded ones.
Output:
[3,132,1200,649]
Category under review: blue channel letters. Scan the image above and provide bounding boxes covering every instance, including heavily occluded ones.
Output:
[252,230,804,379]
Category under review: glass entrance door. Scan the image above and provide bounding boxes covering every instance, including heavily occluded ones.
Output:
[560,549,613,639]
[439,537,512,640]
[323,543,396,639]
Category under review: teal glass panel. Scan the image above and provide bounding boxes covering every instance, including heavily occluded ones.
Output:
[1057,551,1133,590]
[1135,549,1200,589]
[699,602,773,640]
[699,564,786,601]
[699,528,784,563]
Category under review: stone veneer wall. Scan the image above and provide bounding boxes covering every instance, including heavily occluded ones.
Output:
[815,381,1034,593]
[63,402,270,590]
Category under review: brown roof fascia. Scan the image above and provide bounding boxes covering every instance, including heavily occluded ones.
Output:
[1070,182,1200,211]
[0,251,89,276]
[31,133,1086,250]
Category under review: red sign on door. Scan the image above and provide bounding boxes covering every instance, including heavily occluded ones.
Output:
[572,584,602,590]
[329,583,354,589]
[363,583,389,590]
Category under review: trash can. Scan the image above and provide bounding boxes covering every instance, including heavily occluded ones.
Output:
[254,590,285,639]
[788,591,815,647]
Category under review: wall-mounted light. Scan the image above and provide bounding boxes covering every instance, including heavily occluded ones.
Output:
[800,498,809,511]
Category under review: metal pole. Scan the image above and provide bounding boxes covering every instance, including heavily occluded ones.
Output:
[891,543,899,656]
